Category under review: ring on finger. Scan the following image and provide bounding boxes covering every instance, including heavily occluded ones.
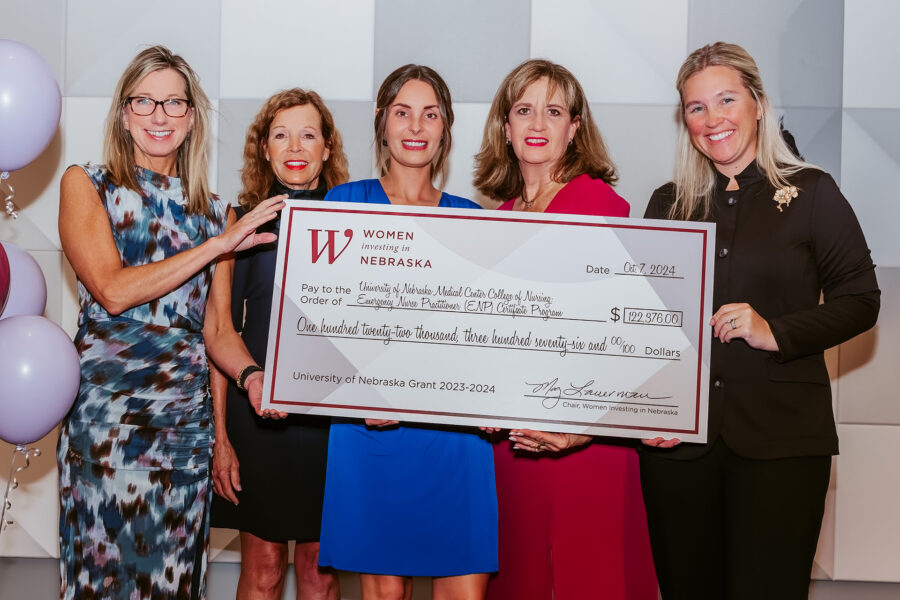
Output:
[729,317,737,330]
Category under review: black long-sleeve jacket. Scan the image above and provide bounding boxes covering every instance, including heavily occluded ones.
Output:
[643,162,880,459]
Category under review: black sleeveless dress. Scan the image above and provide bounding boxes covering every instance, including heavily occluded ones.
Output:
[210,181,331,542]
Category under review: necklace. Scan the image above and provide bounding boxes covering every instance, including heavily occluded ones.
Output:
[520,186,536,209]
[519,181,562,212]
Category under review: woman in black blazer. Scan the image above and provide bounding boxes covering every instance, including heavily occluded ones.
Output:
[639,42,880,599]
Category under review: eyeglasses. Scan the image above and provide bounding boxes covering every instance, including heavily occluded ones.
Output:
[125,96,192,117]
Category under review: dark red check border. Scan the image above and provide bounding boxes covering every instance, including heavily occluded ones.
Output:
[266,205,709,437]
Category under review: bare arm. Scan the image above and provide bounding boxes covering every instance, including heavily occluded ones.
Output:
[58,166,284,315]
[203,216,286,418]
[210,358,241,504]
[202,228,249,381]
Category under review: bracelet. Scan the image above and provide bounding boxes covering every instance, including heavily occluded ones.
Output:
[235,365,263,392]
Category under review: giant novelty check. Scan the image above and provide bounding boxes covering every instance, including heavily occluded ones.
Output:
[262,200,715,442]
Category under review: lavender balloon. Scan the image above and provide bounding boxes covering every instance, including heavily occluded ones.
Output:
[0,315,80,445]
[0,241,46,319]
[0,40,62,172]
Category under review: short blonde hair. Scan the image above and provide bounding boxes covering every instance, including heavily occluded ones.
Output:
[103,45,214,215]
[374,65,454,188]
[239,89,349,210]
[670,42,816,220]
[474,59,617,202]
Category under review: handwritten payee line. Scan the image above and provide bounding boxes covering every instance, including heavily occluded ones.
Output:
[346,303,606,324]
[294,333,680,361]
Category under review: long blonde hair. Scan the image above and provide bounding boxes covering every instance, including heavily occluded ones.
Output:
[670,42,816,220]
[102,45,213,215]
[238,89,350,210]
[474,59,617,202]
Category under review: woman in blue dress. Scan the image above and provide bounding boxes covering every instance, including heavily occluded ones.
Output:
[318,64,498,600]
[57,46,283,599]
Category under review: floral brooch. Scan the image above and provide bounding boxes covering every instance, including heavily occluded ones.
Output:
[773,185,798,212]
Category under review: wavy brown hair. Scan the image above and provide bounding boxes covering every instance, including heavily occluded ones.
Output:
[474,59,617,202]
[103,45,213,215]
[374,65,454,188]
[238,89,349,209]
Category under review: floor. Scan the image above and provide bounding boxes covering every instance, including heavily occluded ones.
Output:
[2,556,899,599]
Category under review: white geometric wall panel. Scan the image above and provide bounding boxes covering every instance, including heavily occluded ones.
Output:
[834,425,900,581]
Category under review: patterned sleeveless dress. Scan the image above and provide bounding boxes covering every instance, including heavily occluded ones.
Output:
[57,164,226,599]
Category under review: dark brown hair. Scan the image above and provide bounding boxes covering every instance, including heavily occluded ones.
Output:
[374,64,454,187]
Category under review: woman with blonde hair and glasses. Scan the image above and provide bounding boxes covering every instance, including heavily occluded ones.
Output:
[58,45,283,599]
[639,42,879,599]
[474,58,657,600]
[204,88,348,600]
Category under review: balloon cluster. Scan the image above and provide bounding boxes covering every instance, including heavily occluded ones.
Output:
[0,39,62,218]
[0,41,72,536]
[0,39,75,447]
[0,242,80,446]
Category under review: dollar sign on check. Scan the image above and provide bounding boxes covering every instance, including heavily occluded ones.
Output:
[610,307,620,322]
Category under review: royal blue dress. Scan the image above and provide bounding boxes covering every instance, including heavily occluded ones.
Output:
[317,179,498,576]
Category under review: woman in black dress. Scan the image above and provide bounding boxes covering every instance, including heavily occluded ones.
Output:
[204,89,349,600]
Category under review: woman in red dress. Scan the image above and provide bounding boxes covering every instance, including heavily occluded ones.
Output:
[473,59,658,600]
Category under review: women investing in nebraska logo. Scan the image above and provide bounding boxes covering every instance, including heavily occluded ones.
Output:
[309,228,353,264]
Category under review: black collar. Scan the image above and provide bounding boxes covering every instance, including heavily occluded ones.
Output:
[268,178,328,200]
[714,161,766,191]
